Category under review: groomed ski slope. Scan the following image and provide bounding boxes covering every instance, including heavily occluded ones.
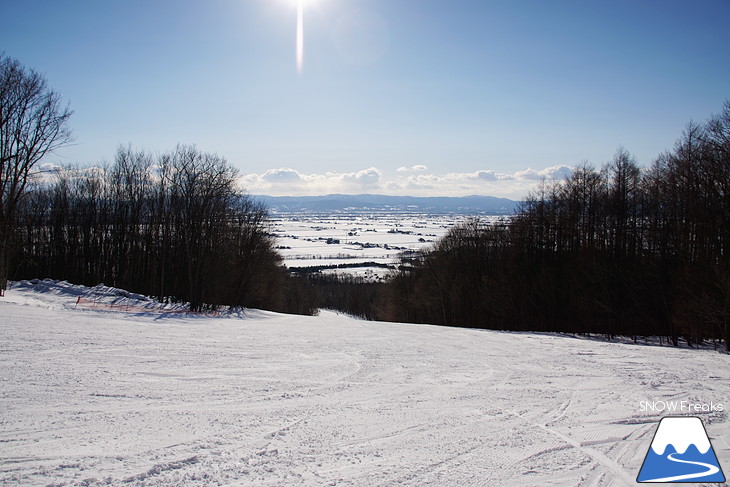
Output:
[1,280,728,486]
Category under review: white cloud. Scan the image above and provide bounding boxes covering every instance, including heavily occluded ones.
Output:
[261,168,303,183]
[341,167,382,187]
[34,163,108,185]
[241,167,383,195]
[240,164,575,199]
[469,169,515,181]
[396,164,429,173]
[514,165,573,181]
[543,165,573,180]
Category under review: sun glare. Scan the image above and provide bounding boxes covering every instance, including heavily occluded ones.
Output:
[288,0,321,73]
[296,0,304,73]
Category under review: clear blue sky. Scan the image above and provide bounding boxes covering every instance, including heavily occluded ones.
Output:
[2,0,729,198]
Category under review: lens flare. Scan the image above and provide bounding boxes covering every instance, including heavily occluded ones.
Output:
[296,0,304,73]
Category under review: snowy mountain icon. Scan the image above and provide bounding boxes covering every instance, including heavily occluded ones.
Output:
[637,416,725,483]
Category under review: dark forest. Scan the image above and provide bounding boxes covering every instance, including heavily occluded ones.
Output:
[374,105,730,349]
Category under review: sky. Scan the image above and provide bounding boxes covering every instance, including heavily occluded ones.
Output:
[1,0,729,199]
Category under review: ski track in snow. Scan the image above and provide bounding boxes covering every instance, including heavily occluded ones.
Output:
[1,280,729,486]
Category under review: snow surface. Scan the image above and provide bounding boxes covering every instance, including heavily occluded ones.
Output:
[271,213,501,273]
[1,279,729,486]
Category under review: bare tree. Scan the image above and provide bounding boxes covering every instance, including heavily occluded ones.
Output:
[162,145,241,311]
[0,54,72,292]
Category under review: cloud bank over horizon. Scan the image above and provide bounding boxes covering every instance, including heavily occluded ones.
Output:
[239,164,574,199]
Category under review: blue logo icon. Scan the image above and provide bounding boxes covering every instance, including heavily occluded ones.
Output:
[637,416,725,483]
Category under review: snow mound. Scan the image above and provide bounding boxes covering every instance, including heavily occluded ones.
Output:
[6,279,194,315]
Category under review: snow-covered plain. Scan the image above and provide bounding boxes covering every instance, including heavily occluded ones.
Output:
[1,280,729,486]
[270,212,505,278]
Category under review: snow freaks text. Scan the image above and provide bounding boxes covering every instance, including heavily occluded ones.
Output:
[639,401,724,413]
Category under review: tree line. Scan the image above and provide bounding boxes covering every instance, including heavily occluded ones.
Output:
[377,103,730,349]
[12,145,317,314]
[0,53,317,314]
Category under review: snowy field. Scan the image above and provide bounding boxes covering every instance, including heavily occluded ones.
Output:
[270,212,505,278]
[1,280,729,486]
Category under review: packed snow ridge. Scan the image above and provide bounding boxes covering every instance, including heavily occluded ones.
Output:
[1,279,728,486]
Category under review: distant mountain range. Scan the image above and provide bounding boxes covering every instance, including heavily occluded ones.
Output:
[254,194,519,214]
